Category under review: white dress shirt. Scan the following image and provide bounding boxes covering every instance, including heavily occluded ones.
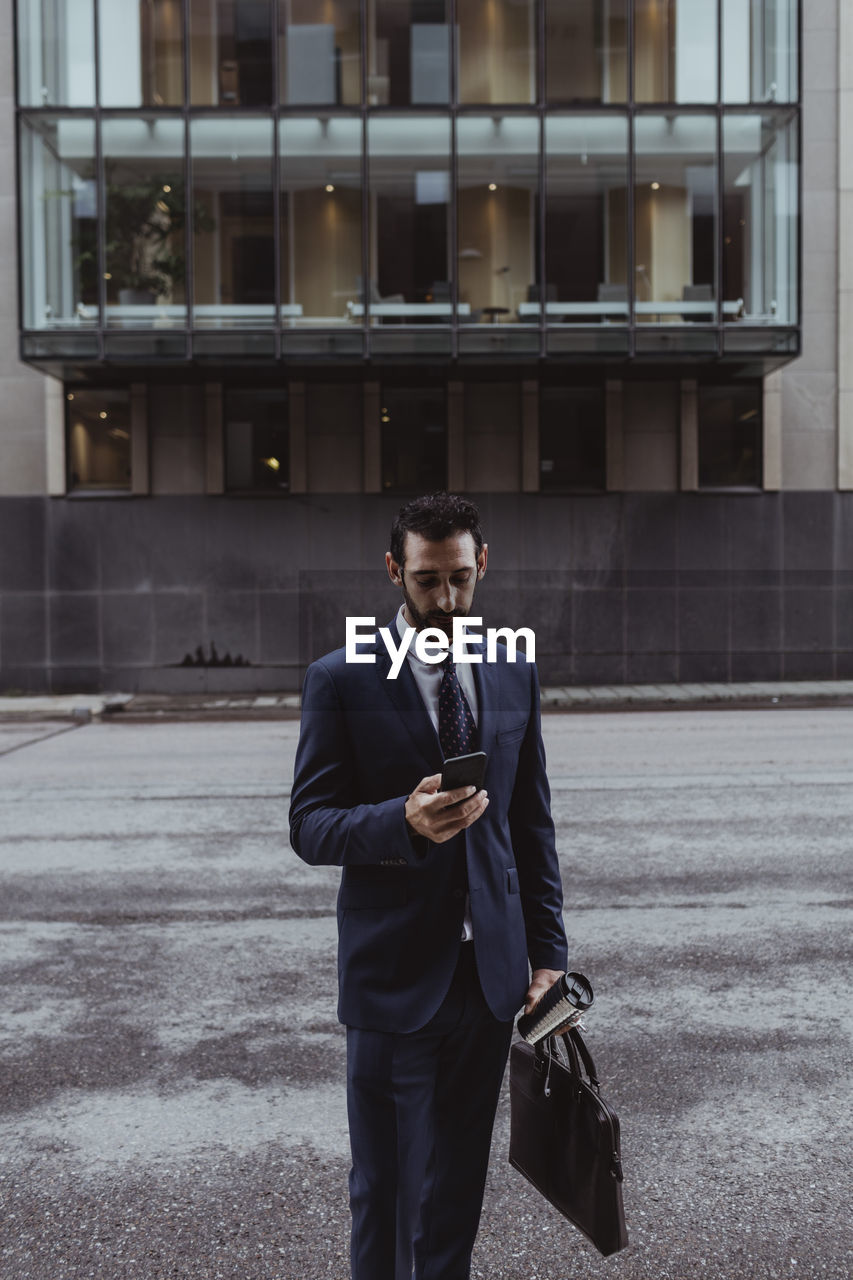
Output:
[395,604,477,941]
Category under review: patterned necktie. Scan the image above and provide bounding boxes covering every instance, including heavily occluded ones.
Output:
[438,657,477,758]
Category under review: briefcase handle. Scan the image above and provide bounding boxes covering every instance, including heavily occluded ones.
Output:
[536,1026,602,1095]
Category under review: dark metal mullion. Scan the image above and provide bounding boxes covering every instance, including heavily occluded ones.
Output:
[537,0,546,361]
[360,0,370,359]
[272,0,281,362]
[449,0,458,358]
[12,0,25,345]
[93,0,105,361]
[182,0,191,360]
[716,0,723,354]
[796,0,803,335]
[627,0,635,357]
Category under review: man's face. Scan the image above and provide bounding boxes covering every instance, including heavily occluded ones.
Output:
[385,531,488,637]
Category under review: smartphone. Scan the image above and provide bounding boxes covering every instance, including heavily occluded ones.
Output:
[440,751,488,801]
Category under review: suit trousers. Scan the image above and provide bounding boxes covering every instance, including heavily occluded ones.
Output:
[345,942,514,1280]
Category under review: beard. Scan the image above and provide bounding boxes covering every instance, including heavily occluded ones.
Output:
[400,580,469,638]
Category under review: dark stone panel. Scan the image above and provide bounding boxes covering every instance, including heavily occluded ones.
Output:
[726,493,782,572]
[678,652,730,683]
[0,666,50,694]
[731,569,783,588]
[782,569,835,588]
[49,667,104,694]
[572,654,625,686]
[782,492,834,572]
[205,591,258,664]
[781,652,835,681]
[625,589,677,654]
[49,595,100,666]
[299,577,390,667]
[834,494,853,572]
[677,569,730,589]
[258,592,300,665]
[507,496,573,571]
[677,495,728,571]
[1,594,48,667]
[678,590,730,654]
[0,499,47,591]
[571,495,624,570]
[153,592,205,666]
[731,651,783,682]
[836,589,853,653]
[625,569,676,589]
[835,651,853,679]
[782,589,834,652]
[537,652,574,685]
[625,652,679,685]
[47,502,101,592]
[730,588,782,652]
[202,498,308,590]
[623,494,677,570]
[571,568,623,588]
[101,593,155,666]
[513,575,571,657]
[572,589,624,655]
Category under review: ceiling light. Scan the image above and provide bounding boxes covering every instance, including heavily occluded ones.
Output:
[99,411,108,419]
[156,200,169,213]
[325,183,335,193]
[162,184,171,193]
[67,393,74,401]
[262,456,280,472]
[650,181,660,191]
[488,183,497,192]
[104,272,112,280]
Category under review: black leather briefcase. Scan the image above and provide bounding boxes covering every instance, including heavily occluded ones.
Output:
[509,1026,628,1257]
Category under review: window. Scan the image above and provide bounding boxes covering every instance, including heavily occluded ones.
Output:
[633,114,717,323]
[457,116,539,327]
[224,389,289,492]
[723,113,798,325]
[539,387,606,491]
[280,116,362,325]
[99,0,184,107]
[190,117,275,325]
[102,116,186,327]
[634,0,717,104]
[545,0,628,103]
[279,0,361,105]
[189,0,274,106]
[66,388,131,491]
[722,0,798,104]
[17,0,95,106]
[381,387,446,492]
[20,115,98,330]
[545,114,629,322]
[368,1,450,106]
[698,385,762,488]
[367,116,451,317]
[458,0,535,104]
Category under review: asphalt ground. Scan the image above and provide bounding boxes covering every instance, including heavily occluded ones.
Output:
[0,710,851,1280]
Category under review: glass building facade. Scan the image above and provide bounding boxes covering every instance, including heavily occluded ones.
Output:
[16,0,799,365]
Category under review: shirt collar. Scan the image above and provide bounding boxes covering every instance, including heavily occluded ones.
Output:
[395,604,446,670]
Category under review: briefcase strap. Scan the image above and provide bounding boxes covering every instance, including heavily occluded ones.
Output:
[535,1026,602,1096]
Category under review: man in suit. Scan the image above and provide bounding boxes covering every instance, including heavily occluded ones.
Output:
[289,493,567,1280]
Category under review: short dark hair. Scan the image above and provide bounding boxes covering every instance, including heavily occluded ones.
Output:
[390,492,484,567]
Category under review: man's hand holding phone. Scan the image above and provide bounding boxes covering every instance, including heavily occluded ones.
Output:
[405,754,489,844]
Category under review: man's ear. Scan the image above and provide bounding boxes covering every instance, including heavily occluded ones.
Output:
[385,550,403,585]
[477,543,488,579]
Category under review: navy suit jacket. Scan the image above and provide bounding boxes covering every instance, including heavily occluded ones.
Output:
[289,622,568,1033]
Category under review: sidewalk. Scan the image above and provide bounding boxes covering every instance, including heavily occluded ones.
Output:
[3,680,853,721]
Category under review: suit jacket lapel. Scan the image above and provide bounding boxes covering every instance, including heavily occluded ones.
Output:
[374,622,444,774]
[472,637,498,757]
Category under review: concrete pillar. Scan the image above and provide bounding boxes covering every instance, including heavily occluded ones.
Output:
[605,380,624,491]
[680,379,698,490]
